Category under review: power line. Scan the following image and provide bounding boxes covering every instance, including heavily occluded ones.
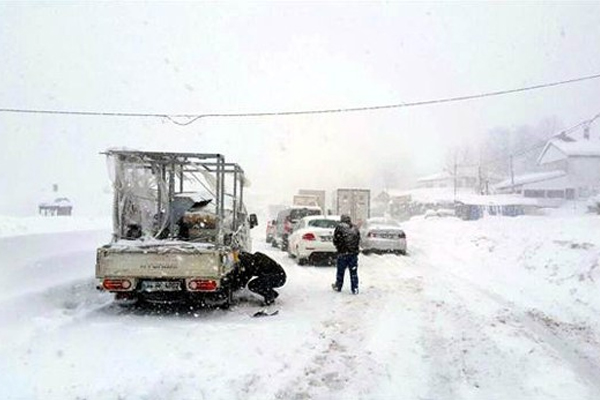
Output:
[1,73,600,125]
[483,111,600,168]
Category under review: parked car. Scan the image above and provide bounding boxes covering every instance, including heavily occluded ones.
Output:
[287,215,341,265]
[360,217,407,255]
[273,206,322,251]
[265,219,277,243]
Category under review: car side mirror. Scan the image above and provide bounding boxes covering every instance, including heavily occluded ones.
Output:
[249,214,258,229]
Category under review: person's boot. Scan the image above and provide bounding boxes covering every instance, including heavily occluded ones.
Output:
[264,291,279,305]
[264,297,275,306]
[331,283,341,292]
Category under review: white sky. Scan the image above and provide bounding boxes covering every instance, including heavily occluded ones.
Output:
[1,2,600,215]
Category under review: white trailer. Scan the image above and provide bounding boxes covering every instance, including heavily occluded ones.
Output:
[334,188,371,225]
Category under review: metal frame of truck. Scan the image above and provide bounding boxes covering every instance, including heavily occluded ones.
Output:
[95,150,257,307]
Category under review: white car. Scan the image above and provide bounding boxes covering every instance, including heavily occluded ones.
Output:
[360,217,407,255]
[287,215,341,265]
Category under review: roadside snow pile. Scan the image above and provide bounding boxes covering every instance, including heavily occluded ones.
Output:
[404,214,600,326]
[0,215,111,238]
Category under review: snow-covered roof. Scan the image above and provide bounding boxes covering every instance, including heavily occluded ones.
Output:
[537,139,600,165]
[493,170,566,190]
[386,188,463,204]
[416,172,451,182]
[39,197,73,207]
[455,194,538,206]
[386,188,538,206]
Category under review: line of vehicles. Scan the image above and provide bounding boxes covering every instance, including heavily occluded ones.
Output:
[266,189,408,265]
[94,151,407,307]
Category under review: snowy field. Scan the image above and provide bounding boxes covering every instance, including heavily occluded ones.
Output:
[1,213,599,400]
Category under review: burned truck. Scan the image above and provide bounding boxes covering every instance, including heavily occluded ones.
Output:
[95,150,257,307]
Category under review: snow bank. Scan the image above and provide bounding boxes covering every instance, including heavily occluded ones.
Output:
[404,214,600,325]
[0,215,111,238]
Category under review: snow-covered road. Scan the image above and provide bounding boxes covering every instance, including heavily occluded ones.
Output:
[1,215,599,400]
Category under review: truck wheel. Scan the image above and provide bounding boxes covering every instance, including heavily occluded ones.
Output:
[219,287,233,309]
[114,292,139,307]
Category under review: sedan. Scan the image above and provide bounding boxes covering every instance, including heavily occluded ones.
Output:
[360,217,407,255]
[287,215,341,265]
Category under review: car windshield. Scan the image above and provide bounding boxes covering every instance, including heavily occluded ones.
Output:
[289,208,321,221]
[307,219,339,229]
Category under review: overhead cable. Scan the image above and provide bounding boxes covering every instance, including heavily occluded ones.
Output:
[1,72,600,125]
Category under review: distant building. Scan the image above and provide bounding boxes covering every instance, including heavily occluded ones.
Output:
[38,184,73,216]
[415,165,501,193]
[376,188,537,221]
[493,136,600,207]
[39,197,73,216]
[416,171,477,190]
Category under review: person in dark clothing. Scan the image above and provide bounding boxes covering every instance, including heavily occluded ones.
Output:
[332,214,361,294]
[235,251,287,305]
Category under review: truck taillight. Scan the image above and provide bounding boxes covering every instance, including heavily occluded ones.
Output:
[302,233,316,241]
[103,278,133,291]
[188,279,218,292]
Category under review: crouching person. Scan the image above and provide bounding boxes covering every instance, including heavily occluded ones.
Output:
[237,252,287,305]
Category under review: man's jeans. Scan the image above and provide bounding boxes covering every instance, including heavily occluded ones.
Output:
[335,253,359,293]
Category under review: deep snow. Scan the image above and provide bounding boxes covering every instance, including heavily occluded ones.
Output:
[0,212,599,400]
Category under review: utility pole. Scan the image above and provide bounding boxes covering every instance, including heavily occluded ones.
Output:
[583,123,590,140]
[453,152,458,202]
[510,154,515,194]
[478,165,483,195]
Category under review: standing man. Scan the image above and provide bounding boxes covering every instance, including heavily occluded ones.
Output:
[332,214,361,294]
[234,251,287,305]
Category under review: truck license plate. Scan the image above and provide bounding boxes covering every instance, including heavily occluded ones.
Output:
[141,280,181,292]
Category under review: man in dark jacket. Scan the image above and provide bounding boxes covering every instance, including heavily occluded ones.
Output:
[234,251,287,305]
[332,214,361,294]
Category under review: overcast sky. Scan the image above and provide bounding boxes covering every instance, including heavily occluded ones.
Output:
[1,2,599,216]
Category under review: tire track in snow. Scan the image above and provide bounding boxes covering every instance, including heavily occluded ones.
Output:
[264,251,423,399]
[409,240,600,398]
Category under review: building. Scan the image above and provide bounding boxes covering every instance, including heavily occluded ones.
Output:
[38,184,73,216]
[415,165,501,194]
[493,136,600,207]
[415,170,478,190]
[39,197,73,216]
